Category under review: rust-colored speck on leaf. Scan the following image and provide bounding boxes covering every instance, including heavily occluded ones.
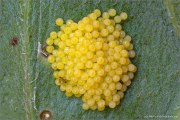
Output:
[10,37,19,46]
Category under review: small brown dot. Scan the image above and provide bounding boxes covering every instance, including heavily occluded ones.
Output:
[40,110,52,120]
[10,37,19,46]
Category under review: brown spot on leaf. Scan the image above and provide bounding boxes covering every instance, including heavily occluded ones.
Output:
[40,110,52,120]
[10,37,19,46]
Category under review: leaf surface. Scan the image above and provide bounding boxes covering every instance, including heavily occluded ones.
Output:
[0,0,180,120]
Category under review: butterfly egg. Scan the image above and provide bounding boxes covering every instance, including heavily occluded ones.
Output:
[56,18,64,26]
[108,9,116,17]
[94,9,101,17]
[120,12,128,20]
[46,38,54,45]
[50,31,57,39]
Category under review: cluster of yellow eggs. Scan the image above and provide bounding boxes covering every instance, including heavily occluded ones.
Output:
[46,9,137,111]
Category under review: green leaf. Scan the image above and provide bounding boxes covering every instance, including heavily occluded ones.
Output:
[0,0,180,120]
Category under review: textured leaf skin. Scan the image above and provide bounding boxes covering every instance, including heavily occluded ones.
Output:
[0,0,180,120]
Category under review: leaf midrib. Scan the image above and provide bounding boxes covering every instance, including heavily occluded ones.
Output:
[20,0,35,119]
